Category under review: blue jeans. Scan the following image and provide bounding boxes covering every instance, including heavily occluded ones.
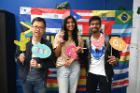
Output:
[21,80,47,93]
[57,61,81,93]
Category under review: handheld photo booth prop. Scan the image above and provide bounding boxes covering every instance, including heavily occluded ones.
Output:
[66,45,78,57]
[32,44,51,58]
[110,37,127,51]
[14,32,30,65]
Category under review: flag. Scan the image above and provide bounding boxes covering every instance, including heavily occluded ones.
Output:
[111,25,131,89]
[20,7,93,35]
[111,25,132,37]
[70,10,82,20]
[20,7,31,14]
[92,10,115,35]
[115,10,132,24]
[73,10,92,35]
[111,22,131,91]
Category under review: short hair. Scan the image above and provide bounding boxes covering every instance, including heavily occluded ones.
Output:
[31,17,46,27]
[89,16,101,26]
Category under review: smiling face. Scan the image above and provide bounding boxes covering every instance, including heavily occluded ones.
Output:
[66,18,75,32]
[31,21,46,38]
[89,20,101,33]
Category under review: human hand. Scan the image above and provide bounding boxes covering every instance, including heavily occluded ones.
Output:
[107,56,119,64]
[30,59,40,69]
[19,53,25,65]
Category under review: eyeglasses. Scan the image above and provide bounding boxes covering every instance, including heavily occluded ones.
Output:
[32,26,45,30]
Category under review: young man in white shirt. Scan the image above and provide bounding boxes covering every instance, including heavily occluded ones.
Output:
[84,16,120,93]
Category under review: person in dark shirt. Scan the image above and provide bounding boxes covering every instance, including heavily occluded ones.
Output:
[15,17,54,93]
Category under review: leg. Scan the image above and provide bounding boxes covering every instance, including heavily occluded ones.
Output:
[34,80,47,93]
[69,61,81,93]
[21,80,34,93]
[86,73,99,93]
[99,75,112,93]
[57,66,69,93]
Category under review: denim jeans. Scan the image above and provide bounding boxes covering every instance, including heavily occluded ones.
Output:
[57,60,81,93]
[21,80,47,93]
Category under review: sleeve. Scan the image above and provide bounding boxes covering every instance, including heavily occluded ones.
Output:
[77,35,84,59]
[14,46,23,66]
[39,42,54,69]
[112,47,120,60]
[53,33,60,50]
[78,35,84,53]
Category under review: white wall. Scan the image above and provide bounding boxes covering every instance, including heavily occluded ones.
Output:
[127,0,140,93]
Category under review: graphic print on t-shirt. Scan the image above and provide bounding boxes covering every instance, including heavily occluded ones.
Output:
[91,46,105,60]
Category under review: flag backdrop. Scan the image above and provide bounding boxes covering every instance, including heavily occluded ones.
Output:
[19,7,132,93]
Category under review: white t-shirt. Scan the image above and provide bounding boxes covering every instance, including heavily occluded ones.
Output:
[89,34,106,76]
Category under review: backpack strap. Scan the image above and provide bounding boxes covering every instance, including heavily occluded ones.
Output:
[86,37,91,50]
[105,34,111,53]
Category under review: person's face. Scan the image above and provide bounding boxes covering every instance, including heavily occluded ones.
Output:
[89,20,101,33]
[31,21,46,37]
[66,18,75,31]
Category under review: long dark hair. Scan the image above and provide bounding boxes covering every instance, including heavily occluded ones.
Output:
[61,15,78,46]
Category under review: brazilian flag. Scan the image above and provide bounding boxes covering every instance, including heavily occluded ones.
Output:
[115,10,132,24]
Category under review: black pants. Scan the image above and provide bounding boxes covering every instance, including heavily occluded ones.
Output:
[86,72,112,93]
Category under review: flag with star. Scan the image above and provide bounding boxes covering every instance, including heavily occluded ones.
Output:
[115,10,132,24]
[70,10,82,20]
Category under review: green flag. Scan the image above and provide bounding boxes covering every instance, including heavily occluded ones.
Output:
[20,22,33,36]
[115,10,132,24]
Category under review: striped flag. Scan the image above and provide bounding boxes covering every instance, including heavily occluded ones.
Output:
[92,10,115,35]
[111,25,132,37]
[111,25,131,83]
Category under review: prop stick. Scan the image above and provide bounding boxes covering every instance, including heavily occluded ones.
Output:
[30,65,31,71]
[30,54,37,71]
[14,32,30,65]
[111,46,113,66]
[30,59,34,71]
[82,48,87,49]
[21,51,24,65]
[111,46,112,56]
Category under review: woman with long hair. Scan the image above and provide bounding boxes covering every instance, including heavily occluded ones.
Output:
[53,15,84,93]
